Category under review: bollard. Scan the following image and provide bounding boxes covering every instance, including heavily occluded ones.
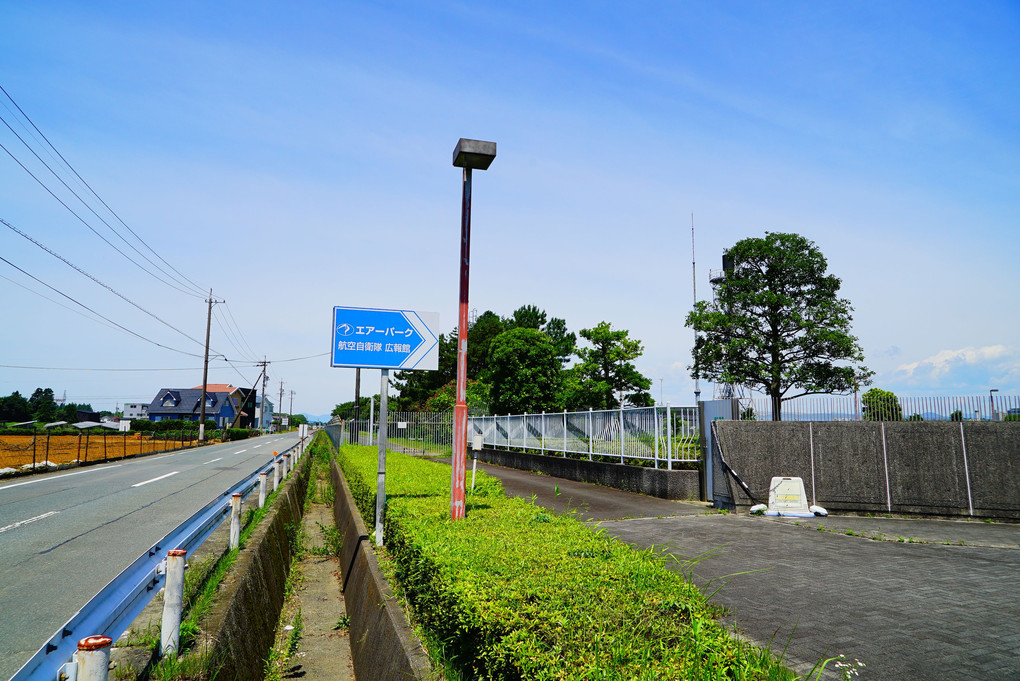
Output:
[283,453,290,477]
[160,549,187,657]
[273,457,280,491]
[229,493,242,549]
[258,471,268,507]
[76,635,113,681]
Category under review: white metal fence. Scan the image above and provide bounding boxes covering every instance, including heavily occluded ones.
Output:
[470,405,700,469]
[744,394,1020,422]
[346,410,455,455]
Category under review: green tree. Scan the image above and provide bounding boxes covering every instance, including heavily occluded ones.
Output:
[567,322,653,410]
[949,409,964,422]
[861,388,902,421]
[28,388,57,423]
[488,328,562,414]
[686,232,872,421]
[391,332,457,409]
[0,391,31,422]
[423,378,490,413]
[467,310,506,378]
[509,304,547,330]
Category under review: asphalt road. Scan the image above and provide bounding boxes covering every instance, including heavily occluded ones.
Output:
[469,460,1020,680]
[0,433,300,680]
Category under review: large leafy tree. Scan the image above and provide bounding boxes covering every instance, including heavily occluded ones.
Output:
[28,387,57,423]
[686,232,872,421]
[487,328,562,414]
[0,391,31,422]
[567,322,653,410]
[861,388,902,421]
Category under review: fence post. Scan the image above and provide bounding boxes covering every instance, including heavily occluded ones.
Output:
[541,411,545,454]
[229,493,242,549]
[653,407,659,469]
[666,403,672,471]
[76,635,113,681]
[588,408,593,461]
[258,471,268,507]
[880,423,892,513]
[160,549,187,657]
[563,410,567,457]
[77,431,82,463]
[273,455,280,491]
[619,405,625,464]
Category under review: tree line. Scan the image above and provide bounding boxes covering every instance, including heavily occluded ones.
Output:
[0,388,99,424]
[333,305,654,418]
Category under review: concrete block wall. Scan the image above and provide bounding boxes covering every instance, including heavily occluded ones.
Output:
[203,456,310,680]
[712,421,1020,519]
[475,447,702,500]
[330,460,432,681]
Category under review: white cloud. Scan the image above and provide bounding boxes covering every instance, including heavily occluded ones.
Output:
[896,345,1011,378]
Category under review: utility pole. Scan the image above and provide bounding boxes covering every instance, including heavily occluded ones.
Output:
[259,357,270,435]
[198,289,224,442]
[289,390,295,420]
[278,380,285,433]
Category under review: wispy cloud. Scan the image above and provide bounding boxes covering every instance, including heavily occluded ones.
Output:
[889,346,1020,393]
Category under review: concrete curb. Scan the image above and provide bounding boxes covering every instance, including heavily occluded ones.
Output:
[475,447,702,500]
[199,455,311,680]
[330,459,432,681]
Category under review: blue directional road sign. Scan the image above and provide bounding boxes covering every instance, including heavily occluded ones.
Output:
[331,307,439,370]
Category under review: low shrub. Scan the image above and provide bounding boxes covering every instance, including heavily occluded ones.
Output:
[334,442,794,680]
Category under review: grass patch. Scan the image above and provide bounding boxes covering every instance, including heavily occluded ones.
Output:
[333,439,796,680]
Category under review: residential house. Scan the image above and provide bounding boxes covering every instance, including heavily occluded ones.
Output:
[147,386,236,428]
[123,403,148,419]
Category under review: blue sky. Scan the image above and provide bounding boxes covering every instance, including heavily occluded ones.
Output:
[1,1,1017,416]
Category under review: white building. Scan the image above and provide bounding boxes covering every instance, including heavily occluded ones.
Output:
[123,403,148,419]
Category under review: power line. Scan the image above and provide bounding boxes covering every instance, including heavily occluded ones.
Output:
[223,301,260,361]
[0,84,207,297]
[274,352,330,363]
[0,271,123,332]
[0,364,204,371]
[0,254,205,358]
[0,140,202,297]
[2,216,210,350]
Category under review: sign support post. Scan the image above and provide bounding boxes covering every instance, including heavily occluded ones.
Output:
[375,369,389,546]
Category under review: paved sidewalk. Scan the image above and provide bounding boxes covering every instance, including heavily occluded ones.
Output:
[470,460,1020,680]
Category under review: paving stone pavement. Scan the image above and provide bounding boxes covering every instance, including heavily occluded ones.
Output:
[467,460,1020,681]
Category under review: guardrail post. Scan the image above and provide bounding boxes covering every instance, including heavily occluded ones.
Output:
[273,455,280,491]
[229,493,242,549]
[159,549,187,657]
[258,471,268,507]
[283,452,290,477]
[76,635,113,681]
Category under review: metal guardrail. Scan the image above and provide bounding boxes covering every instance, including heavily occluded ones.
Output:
[10,438,302,681]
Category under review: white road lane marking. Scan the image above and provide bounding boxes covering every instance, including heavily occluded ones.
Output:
[0,464,124,492]
[202,458,223,465]
[0,511,60,534]
[234,449,247,454]
[131,471,179,488]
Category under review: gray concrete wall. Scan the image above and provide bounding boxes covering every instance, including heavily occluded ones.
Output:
[203,456,310,680]
[475,448,701,500]
[330,460,432,681]
[712,421,1020,519]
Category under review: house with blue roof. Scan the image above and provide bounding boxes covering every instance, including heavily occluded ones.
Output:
[146,384,239,428]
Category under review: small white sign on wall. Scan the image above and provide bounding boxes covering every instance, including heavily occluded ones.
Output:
[766,476,813,517]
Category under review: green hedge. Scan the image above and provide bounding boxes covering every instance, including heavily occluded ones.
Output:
[334,442,794,680]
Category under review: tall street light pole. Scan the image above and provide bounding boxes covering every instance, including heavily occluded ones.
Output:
[450,138,496,520]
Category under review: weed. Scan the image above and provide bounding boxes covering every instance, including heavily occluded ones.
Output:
[844,529,856,536]
[334,614,351,631]
[148,648,220,681]
[983,518,995,524]
[311,521,343,556]
[286,609,303,655]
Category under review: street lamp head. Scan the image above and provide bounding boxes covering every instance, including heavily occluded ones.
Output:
[453,138,497,170]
